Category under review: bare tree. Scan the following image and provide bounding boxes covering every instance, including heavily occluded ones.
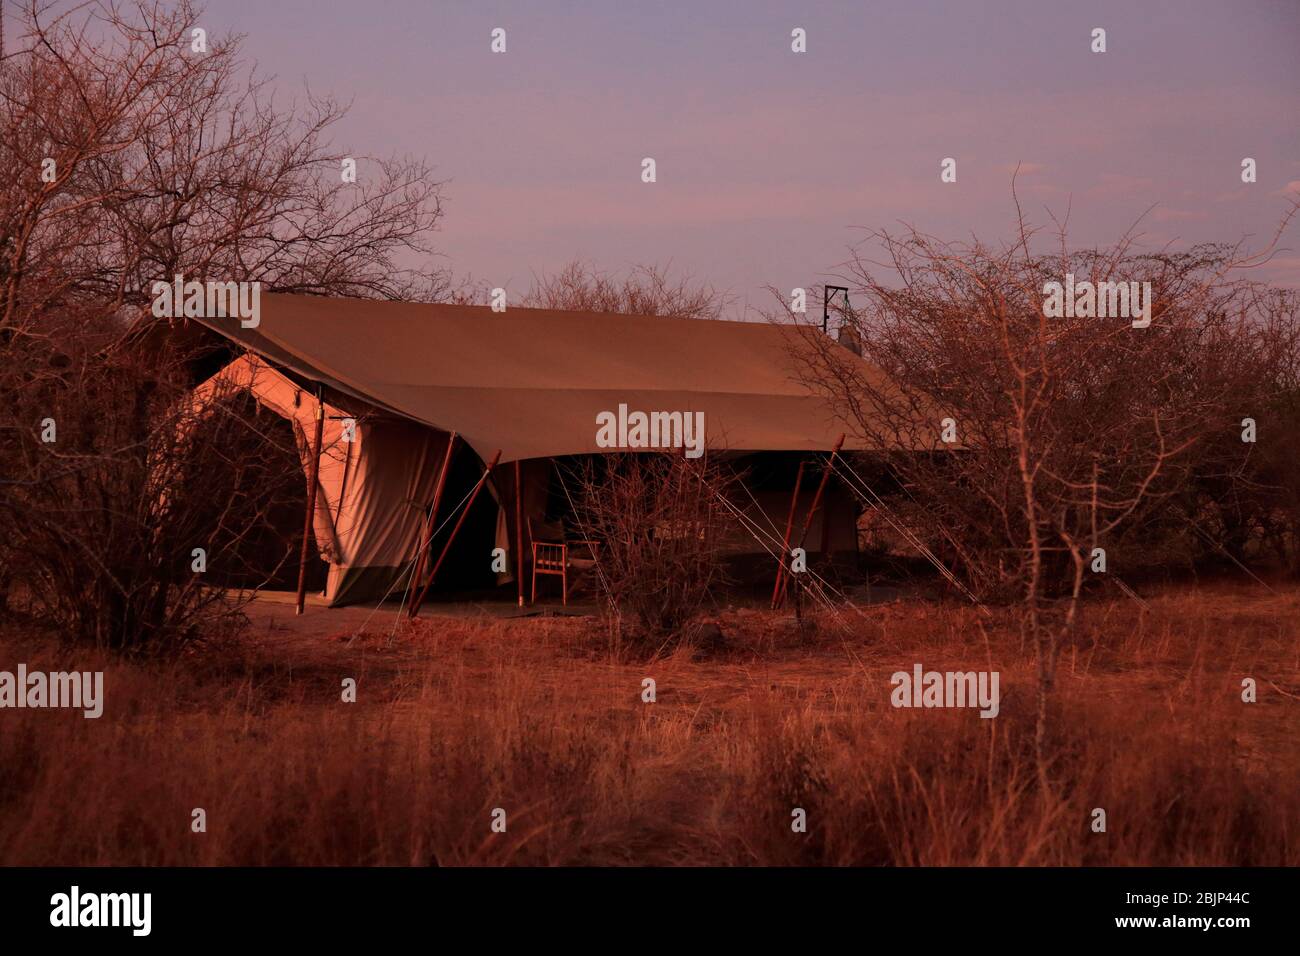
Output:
[0,1,447,649]
[782,205,1298,789]
[0,0,447,332]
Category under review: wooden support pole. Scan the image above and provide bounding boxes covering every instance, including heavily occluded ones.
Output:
[770,460,806,610]
[820,483,835,557]
[408,432,457,617]
[409,449,501,619]
[776,434,845,610]
[515,459,524,607]
[413,431,465,608]
[294,393,326,616]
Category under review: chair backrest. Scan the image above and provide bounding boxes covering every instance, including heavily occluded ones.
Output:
[533,540,566,571]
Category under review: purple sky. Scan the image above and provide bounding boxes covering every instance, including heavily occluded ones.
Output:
[207,0,1300,309]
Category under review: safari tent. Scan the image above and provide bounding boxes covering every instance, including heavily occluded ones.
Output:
[179,294,888,607]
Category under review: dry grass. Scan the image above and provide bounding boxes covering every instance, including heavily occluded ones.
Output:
[0,583,1296,866]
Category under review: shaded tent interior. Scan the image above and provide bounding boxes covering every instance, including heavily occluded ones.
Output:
[157,294,885,607]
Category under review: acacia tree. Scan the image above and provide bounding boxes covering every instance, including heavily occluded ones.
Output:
[0,0,447,650]
[783,208,1298,787]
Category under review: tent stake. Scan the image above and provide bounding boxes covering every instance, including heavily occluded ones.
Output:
[515,459,524,607]
[775,434,845,610]
[408,432,457,618]
[410,449,501,619]
[294,392,326,615]
[770,460,806,610]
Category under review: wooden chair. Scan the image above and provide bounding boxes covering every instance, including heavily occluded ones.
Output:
[529,517,569,605]
[528,517,600,605]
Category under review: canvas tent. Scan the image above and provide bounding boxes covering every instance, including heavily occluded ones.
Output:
[185,294,888,606]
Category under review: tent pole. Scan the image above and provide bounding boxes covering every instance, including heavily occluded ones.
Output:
[410,449,502,619]
[515,459,524,607]
[294,391,326,616]
[776,434,845,610]
[820,483,835,557]
[408,432,457,618]
[770,460,806,610]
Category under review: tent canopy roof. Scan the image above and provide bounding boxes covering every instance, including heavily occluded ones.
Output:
[192,293,885,463]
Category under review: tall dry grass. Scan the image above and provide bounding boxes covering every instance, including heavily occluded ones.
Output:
[0,584,1295,865]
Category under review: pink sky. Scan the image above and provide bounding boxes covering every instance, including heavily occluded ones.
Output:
[207,0,1300,307]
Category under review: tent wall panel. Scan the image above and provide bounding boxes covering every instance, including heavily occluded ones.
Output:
[193,355,451,607]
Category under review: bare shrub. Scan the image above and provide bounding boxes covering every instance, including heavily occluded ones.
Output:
[1,327,305,651]
[523,260,731,319]
[1179,286,1300,572]
[567,452,735,654]
[789,240,1268,600]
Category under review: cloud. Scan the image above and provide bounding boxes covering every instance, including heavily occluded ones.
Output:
[1152,207,1209,223]
[1001,162,1046,175]
[1257,257,1300,289]
[1085,175,1157,199]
